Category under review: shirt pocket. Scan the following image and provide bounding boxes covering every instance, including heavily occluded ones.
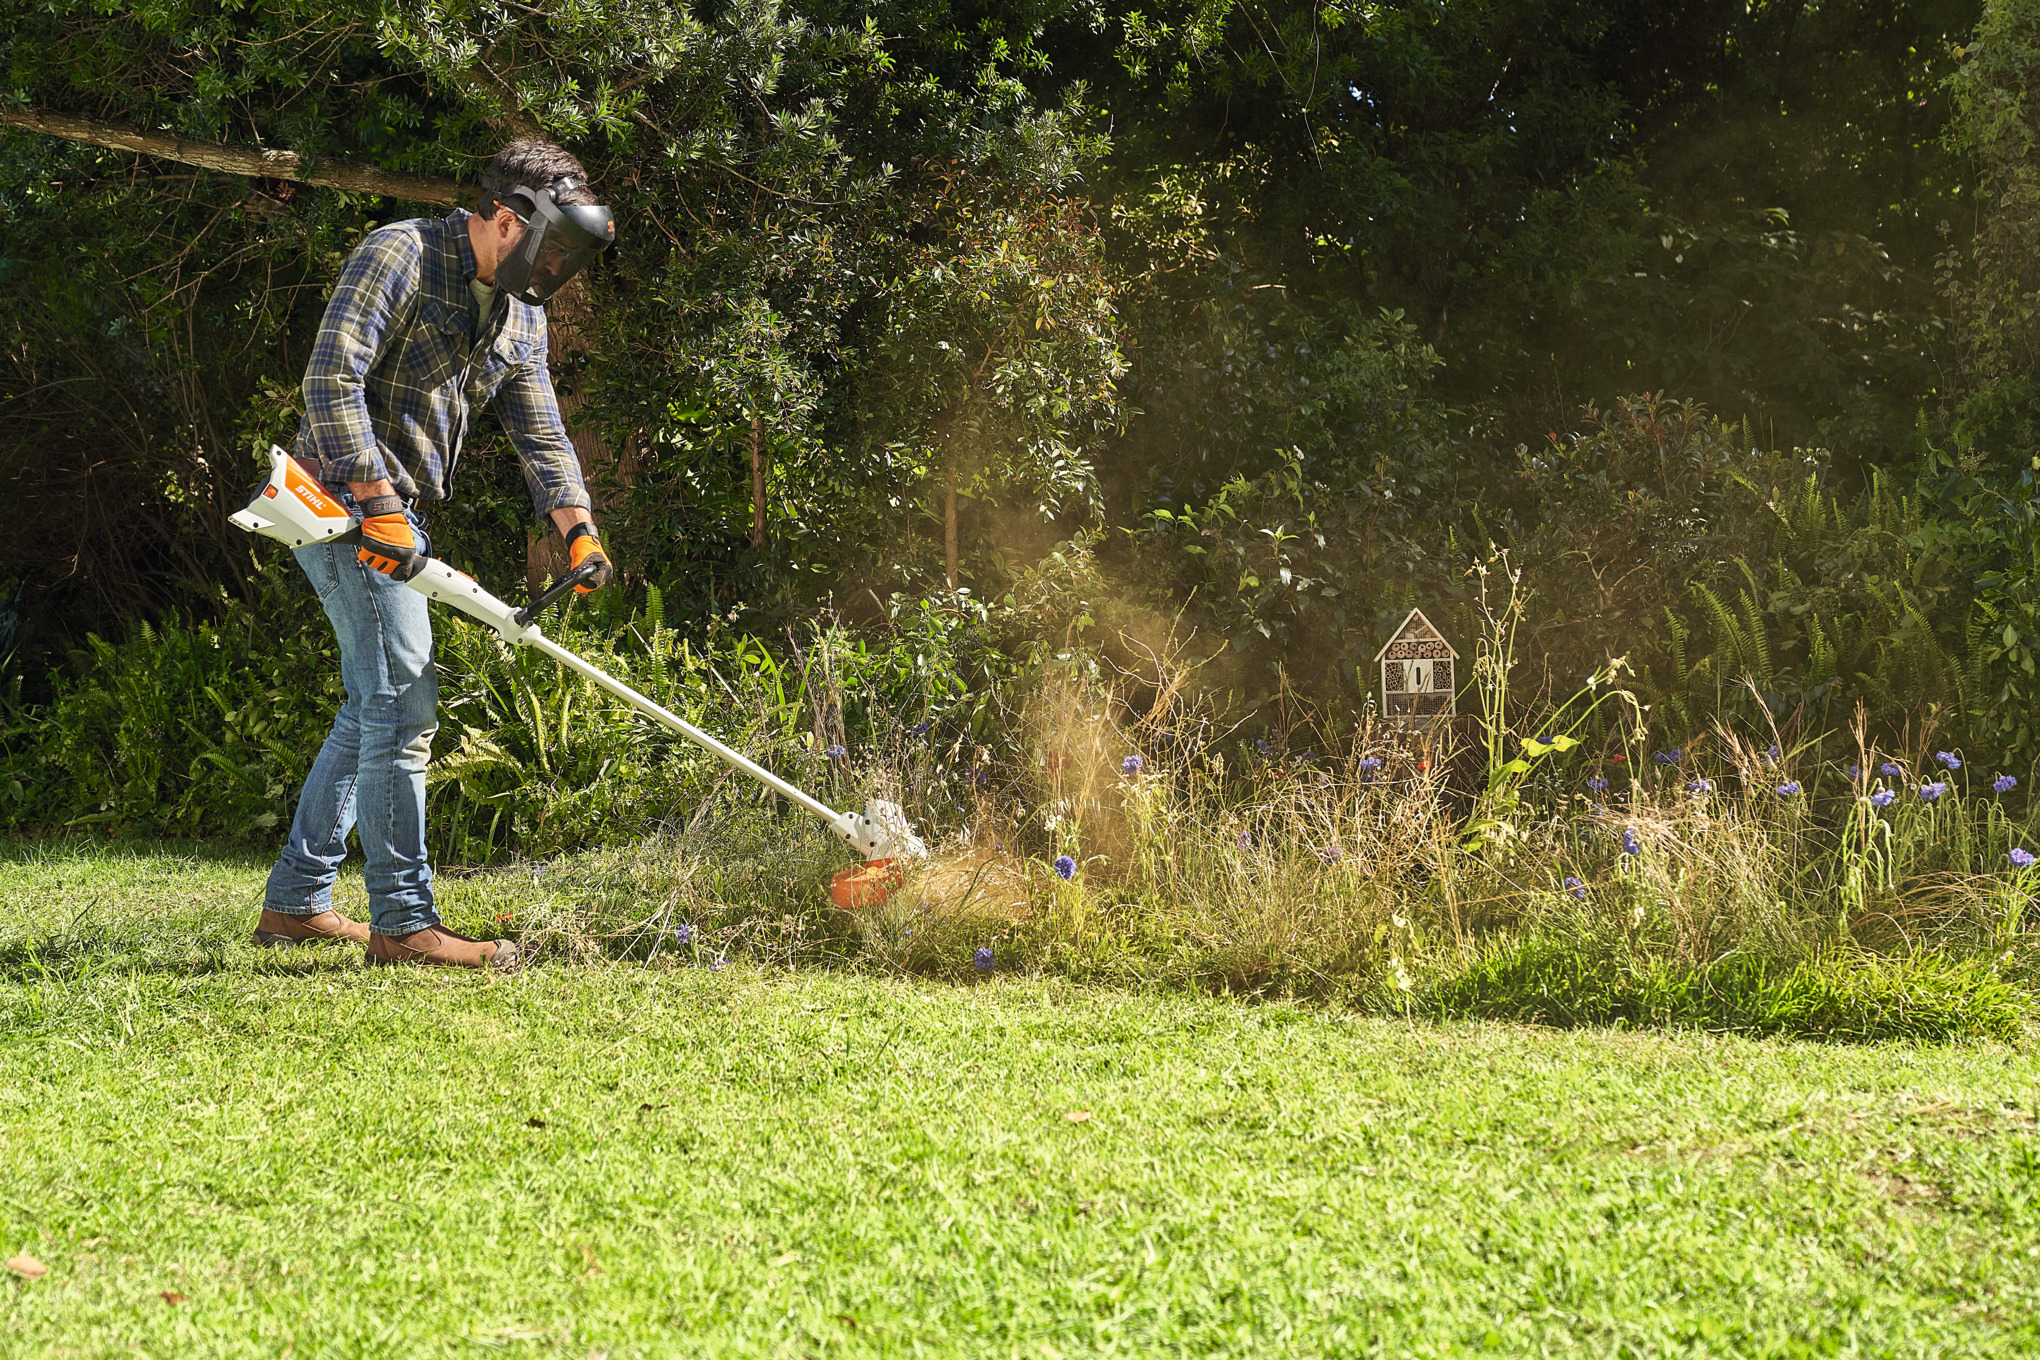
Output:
[396,300,469,392]
[470,332,539,407]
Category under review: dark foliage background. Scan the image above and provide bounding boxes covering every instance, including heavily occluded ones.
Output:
[4,0,2039,846]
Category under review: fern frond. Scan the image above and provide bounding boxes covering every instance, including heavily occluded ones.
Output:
[1740,589,1774,687]
[1693,582,1749,679]
[1807,613,1836,689]
[1663,604,1690,688]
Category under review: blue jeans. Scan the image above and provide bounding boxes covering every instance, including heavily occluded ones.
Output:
[264,516,440,936]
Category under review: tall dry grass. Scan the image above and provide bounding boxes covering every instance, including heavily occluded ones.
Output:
[430,584,2039,1040]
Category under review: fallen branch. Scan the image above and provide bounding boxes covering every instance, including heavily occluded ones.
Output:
[1,107,464,205]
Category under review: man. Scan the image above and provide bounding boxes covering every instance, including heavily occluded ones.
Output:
[251,140,617,970]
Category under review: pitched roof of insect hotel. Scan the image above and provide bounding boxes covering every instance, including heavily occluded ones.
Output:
[1372,608,1459,664]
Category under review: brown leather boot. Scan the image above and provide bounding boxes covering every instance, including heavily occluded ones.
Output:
[365,925,520,971]
[252,908,372,948]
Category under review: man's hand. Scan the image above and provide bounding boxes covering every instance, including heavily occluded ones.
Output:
[355,494,425,580]
[565,522,613,594]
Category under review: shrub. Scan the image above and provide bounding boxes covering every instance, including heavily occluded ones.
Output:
[0,564,338,839]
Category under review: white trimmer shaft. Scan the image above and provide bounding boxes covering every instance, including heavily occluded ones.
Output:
[231,446,928,865]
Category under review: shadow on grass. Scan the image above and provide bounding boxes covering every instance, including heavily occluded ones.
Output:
[0,833,273,869]
[0,934,361,983]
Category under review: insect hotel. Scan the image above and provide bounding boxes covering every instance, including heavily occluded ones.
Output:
[1374,608,1458,727]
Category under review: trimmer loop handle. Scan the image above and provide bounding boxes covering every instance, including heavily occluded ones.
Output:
[513,560,603,628]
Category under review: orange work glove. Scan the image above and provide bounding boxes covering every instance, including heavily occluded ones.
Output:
[356,496,425,580]
[565,522,613,593]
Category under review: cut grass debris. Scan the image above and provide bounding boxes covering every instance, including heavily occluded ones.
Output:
[2,840,2040,1356]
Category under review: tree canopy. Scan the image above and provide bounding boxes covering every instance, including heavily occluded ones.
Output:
[7,0,2039,754]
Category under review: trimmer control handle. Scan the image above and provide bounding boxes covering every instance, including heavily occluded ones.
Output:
[513,560,603,627]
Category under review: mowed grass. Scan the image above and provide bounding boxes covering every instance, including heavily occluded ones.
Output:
[2,843,2040,1357]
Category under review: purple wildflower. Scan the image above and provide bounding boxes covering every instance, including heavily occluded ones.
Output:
[974,946,996,971]
[1847,763,1861,779]
[1653,749,1683,766]
[1620,829,1641,856]
[1358,756,1383,785]
[1920,781,1948,802]
[1688,778,1714,795]
[1319,844,1344,865]
[2012,849,2037,869]
[823,744,847,758]
[1776,781,1801,798]
[1563,875,1586,901]
[1053,855,1076,880]
[1994,774,2018,794]
[675,923,695,945]
[1766,743,1781,767]
[1121,754,1144,776]
[1870,788,1896,808]
[1936,751,1962,770]
[1587,775,1610,792]
[1880,761,1903,779]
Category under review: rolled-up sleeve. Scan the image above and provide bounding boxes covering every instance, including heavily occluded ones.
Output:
[496,326,593,516]
[300,230,419,487]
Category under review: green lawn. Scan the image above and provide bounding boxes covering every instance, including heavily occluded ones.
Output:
[2,842,2039,1357]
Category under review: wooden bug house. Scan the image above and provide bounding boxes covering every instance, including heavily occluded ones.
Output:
[1374,608,1458,727]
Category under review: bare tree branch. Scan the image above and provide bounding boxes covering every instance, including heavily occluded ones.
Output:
[1,107,464,205]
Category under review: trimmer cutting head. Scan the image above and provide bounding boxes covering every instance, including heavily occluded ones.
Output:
[834,799,928,863]
[827,801,926,910]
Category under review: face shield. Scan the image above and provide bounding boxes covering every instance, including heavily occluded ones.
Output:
[480,176,616,306]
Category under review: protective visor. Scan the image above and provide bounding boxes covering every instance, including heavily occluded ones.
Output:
[484,179,615,305]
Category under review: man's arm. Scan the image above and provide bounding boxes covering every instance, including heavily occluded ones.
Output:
[304,228,419,487]
[343,477,586,538]
[546,503,594,536]
[492,328,609,588]
[492,329,596,527]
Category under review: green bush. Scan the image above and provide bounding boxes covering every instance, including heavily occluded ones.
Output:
[0,565,339,839]
[1131,393,2005,760]
[0,556,1060,856]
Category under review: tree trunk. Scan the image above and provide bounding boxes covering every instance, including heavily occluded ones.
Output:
[749,415,767,548]
[944,467,959,591]
[1,107,463,204]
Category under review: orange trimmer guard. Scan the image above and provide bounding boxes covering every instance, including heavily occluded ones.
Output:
[831,858,904,910]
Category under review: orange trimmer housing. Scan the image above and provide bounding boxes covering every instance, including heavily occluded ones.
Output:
[830,859,905,910]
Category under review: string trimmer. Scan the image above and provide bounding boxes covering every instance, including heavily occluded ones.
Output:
[231,446,925,907]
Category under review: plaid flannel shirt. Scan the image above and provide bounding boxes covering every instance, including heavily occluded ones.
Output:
[293,209,591,515]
